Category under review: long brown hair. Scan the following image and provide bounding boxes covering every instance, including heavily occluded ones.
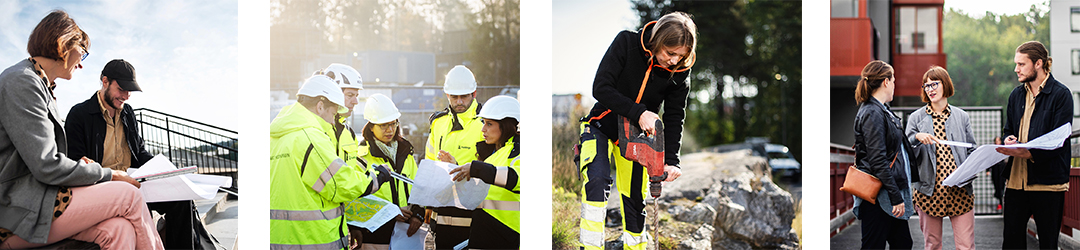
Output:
[27,10,89,66]
[854,60,894,104]
[1016,41,1052,73]
[648,12,697,69]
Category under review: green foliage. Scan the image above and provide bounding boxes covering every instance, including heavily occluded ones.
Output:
[630,0,803,161]
[551,187,581,250]
[466,0,521,87]
[943,4,1049,107]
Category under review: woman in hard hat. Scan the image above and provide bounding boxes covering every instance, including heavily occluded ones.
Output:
[449,95,520,249]
[350,94,424,250]
[577,11,695,250]
[0,10,163,249]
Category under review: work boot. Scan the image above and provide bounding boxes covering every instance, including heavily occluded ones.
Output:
[605,208,621,227]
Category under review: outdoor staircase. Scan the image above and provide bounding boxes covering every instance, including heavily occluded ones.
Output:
[198,192,238,250]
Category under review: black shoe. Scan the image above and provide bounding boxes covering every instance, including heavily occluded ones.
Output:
[604,239,623,250]
[605,208,621,227]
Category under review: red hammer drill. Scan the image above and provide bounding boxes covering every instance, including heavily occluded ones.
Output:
[617,117,666,198]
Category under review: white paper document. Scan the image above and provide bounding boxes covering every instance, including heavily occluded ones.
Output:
[390,221,427,249]
[344,195,402,231]
[407,159,490,210]
[943,123,1071,186]
[129,154,232,203]
[936,140,974,148]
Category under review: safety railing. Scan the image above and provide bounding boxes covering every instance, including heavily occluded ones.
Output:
[133,108,238,193]
[830,143,856,236]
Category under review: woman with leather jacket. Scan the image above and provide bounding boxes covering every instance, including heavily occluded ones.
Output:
[904,66,977,250]
[852,60,918,249]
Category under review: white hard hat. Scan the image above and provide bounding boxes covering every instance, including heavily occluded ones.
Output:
[443,65,477,95]
[297,75,349,114]
[363,94,401,124]
[324,63,363,89]
[478,95,519,121]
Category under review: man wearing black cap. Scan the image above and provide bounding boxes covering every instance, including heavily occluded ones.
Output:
[64,59,218,249]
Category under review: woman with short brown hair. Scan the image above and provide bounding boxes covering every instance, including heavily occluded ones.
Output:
[0,10,163,250]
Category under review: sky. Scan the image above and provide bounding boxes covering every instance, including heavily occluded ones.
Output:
[0,1,239,131]
[551,0,637,96]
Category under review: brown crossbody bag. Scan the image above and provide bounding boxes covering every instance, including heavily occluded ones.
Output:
[839,151,898,205]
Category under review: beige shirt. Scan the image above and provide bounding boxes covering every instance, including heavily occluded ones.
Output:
[1006,77,1069,191]
[97,91,132,171]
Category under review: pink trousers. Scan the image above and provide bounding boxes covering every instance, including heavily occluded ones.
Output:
[0,182,163,250]
[916,205,975,250]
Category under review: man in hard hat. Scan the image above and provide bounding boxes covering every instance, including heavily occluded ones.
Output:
[427,65,486,248]
[349,94,426,249]
[270,75,392,250]
[319,63,366,169]
[63,59,217,249]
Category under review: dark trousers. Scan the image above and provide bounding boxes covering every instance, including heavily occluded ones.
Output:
[433,207,472,249]
[859,202,912,249]
[148,200,195,249]
[1002,188,1064,249]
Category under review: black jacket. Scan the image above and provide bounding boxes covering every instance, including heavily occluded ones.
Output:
[854,97,918,205]
[1002,73,1073,186]
[585,21,691,167]
[64,93,154,168]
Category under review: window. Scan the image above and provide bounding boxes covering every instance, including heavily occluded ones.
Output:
[1073,49,1080,75]
[832,0,859,18]
[1072,7,1080,33]
[896,6,939,54]
[1074,92,1080,117]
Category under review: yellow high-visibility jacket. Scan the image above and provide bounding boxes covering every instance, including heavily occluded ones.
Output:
[332,115,366,170]
[425,100,484,165]
[469,136,521,247]
[358,122,418,208]
[269,103,380,250]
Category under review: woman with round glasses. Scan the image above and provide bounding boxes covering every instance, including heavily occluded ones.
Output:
[904,66,977,250]
[0,10,163,249]
[351,94,424,249]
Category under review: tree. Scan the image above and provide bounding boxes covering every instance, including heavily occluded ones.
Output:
[466,0,520,87]
[630,0,803,161]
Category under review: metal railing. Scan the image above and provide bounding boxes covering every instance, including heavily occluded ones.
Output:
[829,143,857,236]
[133,108,238,193]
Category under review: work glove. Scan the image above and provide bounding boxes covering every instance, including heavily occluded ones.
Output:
[373,164,393,185]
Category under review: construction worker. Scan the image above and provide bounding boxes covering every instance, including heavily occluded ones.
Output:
[578,12,695,250]
[449,95,521,249]
[317,63,365,168]
[351,94,425,249]
[270,75,391,250]
[427,65,485,248]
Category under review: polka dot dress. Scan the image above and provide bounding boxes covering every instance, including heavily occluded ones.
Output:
[0,59,72,244]
[913,106,973,217]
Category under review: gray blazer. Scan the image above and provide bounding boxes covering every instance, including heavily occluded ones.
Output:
[905,105,976,197]
[0,59,111,244]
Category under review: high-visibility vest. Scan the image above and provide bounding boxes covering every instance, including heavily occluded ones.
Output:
[475,137,521,233]
[425,100,484,165]
[269,103,379,250]
[358,135,418,208]
[332,115,365,170]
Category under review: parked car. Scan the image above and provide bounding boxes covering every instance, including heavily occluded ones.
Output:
[765,144,801,177]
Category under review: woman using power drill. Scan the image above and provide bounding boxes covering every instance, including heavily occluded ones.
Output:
[577,11,696,250]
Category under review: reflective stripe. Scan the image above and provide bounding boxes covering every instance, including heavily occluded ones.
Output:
[269,206,343,221]
[580,202,605,222]
[510,156,520,166]
[479,199,519,211]
[621,231,648,247]
[494,167,509,187]
[312,158,346,193]
[436,215,472,227]
[269,235,348,250]
[580,228,604,247]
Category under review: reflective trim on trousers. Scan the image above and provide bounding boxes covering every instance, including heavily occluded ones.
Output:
[494,167,509,187]
[312,158,346,193]
[580,229,604,248]
[269,235,349,250]
[269,205,344,221]
[436,215,473,227]
[580,201,605,224]
[479,199,519,211]
[621,231,648,249]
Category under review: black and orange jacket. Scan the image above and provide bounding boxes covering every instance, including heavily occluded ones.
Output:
[585,21,691,167]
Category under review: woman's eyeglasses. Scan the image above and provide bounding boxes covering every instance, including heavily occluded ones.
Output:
[78,46,89,62]
[375,121,398,130]
[922,81,940,91]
